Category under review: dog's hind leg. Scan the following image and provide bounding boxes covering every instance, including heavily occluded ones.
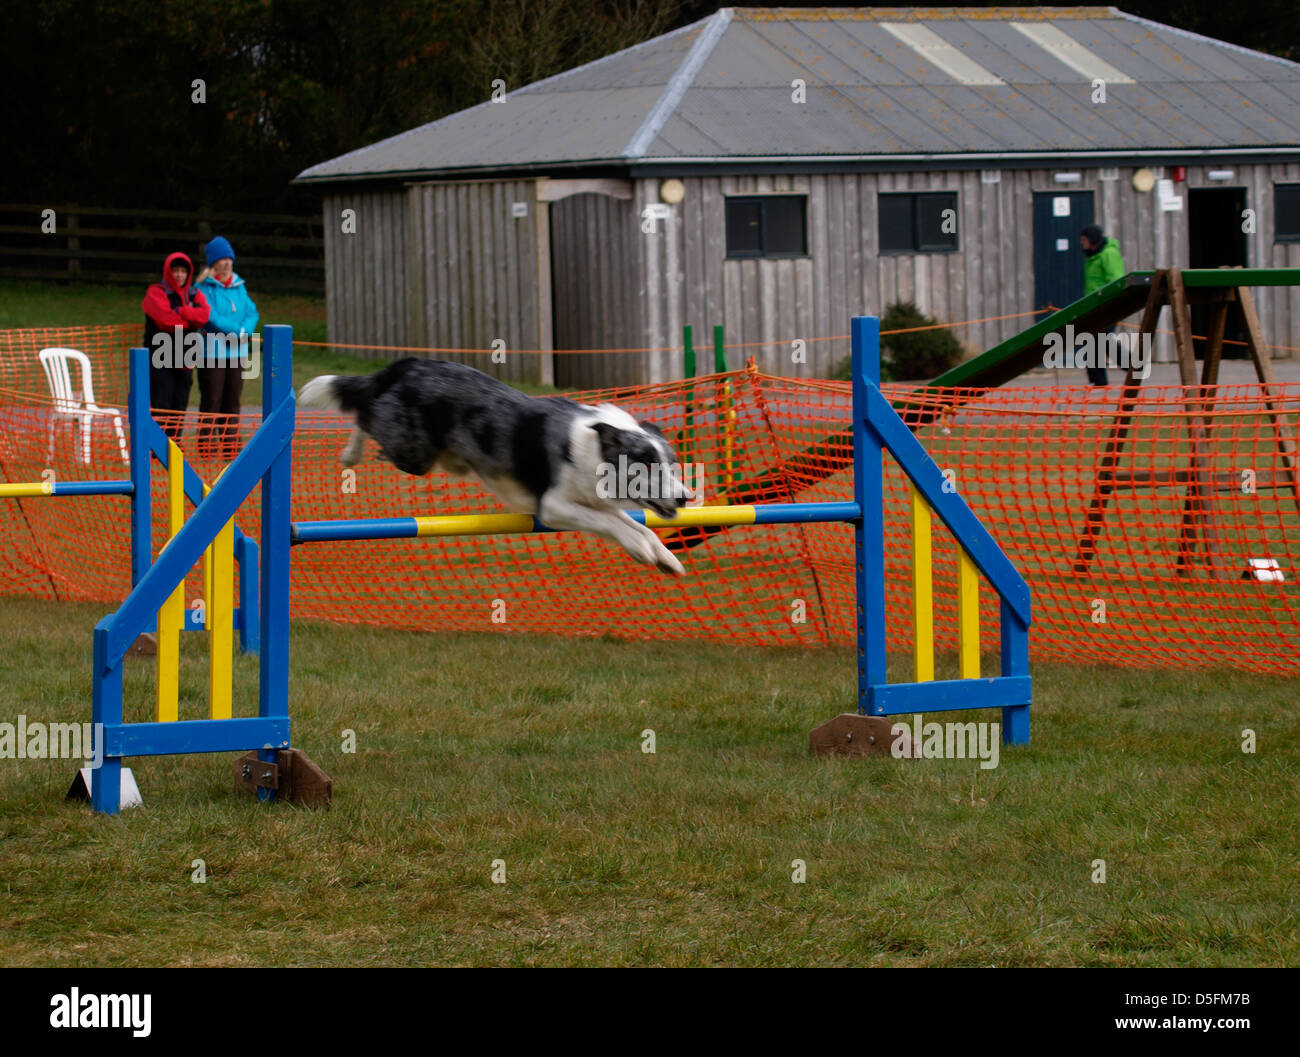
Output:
[538,494,684,576]
[340,426,366,467]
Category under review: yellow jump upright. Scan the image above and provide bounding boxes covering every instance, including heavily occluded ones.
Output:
[156,449,236,723]
[958,551,981,679]
[207,472,234,720]
[909,484,934,682]
[155,440,186,722]
[909,486,982,682]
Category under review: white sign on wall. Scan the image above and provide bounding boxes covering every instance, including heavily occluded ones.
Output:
[1053,197,1072,217]
[1056,238,1069,251]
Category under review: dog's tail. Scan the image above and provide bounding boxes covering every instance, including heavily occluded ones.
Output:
[298,374,375,415]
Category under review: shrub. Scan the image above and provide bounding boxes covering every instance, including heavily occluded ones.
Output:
[831,302,964,382]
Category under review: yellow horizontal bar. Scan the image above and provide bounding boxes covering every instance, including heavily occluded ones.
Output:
[415,513,536,538]
[0,481,54,497]
[411,504,760,538]
[643,505,756,528]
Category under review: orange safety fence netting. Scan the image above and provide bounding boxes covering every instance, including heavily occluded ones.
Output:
[1,325,1298,674]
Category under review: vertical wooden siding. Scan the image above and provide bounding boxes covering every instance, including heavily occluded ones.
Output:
[323,190,409,354]
[404,179,543,385]
[324,182,544,384]
[550,192,642,389]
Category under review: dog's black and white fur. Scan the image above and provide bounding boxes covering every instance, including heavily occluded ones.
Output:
[298,359,693,575]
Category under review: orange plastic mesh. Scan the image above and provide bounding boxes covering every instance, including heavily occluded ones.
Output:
[2,326,1298,674]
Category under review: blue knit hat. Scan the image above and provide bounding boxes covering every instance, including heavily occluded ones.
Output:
[205,236,235,267]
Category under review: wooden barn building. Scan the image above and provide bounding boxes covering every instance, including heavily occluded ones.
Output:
[296,6,1300,386]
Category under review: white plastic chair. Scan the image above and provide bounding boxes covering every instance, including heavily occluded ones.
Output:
[37,348,129,466]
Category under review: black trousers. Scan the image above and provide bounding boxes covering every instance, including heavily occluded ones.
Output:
[197,364,245,461]
[149,366,192,440]
[1079,326,1113,386]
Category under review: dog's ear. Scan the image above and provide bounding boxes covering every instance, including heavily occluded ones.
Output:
[637,419,666,439]
[591,421,627,462]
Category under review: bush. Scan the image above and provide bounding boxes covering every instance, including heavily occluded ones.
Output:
[831,302,964,382]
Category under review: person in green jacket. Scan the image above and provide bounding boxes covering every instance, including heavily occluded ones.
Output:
[1079,224,1126,385]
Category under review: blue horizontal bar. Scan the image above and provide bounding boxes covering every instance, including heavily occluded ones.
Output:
[293,516,424,543]
[104,716,290,757]
[628,501,862,527]
[52,479,134,497]
[758,501,860,524]
[290,501,863,544]
[867,676,1032,716]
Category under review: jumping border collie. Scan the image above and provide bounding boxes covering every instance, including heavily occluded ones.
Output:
[298,359,693,575]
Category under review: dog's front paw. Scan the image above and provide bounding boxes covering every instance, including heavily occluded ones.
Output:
[648,539,685,576]
[656,552,685,577]
[622,532,666,571]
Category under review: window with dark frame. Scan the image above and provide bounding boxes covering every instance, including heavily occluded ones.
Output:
[725,196,807,258]
[878,192,959,253]
[1276,183,1300,243]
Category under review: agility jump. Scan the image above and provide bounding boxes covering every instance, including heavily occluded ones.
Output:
[63,317,1031,814]
[0,352,263,809]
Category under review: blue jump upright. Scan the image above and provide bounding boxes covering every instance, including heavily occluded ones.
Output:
[850,316,1032,740]
[87,330,287,814]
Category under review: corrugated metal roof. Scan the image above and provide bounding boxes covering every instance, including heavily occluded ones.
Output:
[296,6,1300,184]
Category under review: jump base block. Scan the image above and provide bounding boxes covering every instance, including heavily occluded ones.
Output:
[236,748,332,808]
[809,713,913,759]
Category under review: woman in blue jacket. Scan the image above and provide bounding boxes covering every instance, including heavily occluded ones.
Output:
[195,236,259,460]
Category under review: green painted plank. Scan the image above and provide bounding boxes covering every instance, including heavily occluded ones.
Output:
[928,273,1154,389]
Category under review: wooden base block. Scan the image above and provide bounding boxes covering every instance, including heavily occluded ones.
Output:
[809,713,913,759]
[128,632,157,657]
[236,748,333,809]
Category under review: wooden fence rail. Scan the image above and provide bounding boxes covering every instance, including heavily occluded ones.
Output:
[0,204,324,293]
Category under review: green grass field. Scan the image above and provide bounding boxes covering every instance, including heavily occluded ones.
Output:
[1,596,1296,967]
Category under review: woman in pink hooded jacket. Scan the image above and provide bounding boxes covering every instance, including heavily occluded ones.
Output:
[142,251,209,439]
